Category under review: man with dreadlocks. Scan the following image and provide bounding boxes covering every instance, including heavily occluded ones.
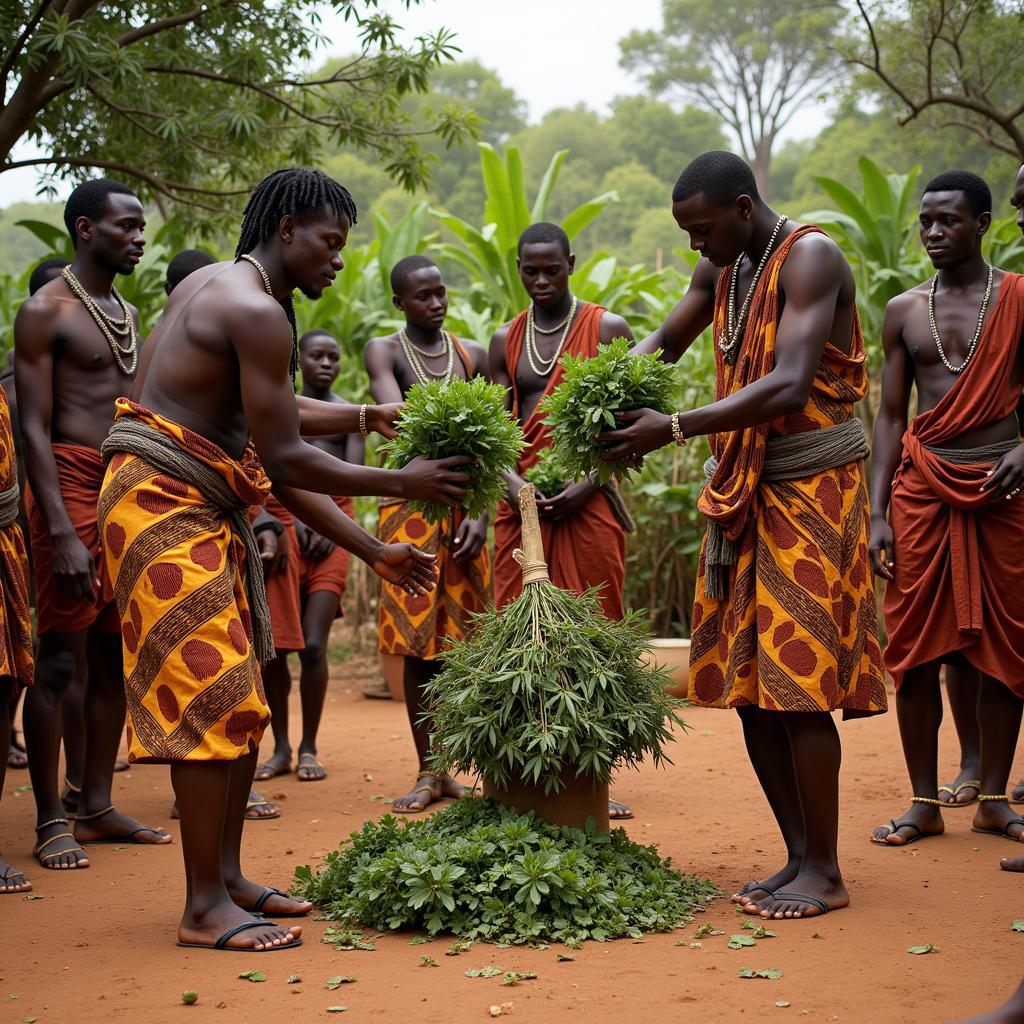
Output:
[16,179,172,875]
[98,167,472,952]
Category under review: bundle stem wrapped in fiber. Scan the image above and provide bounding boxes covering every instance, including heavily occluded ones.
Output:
[425,485,685,795]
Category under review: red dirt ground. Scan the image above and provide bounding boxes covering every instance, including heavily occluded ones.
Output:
[3,657,1022,1024]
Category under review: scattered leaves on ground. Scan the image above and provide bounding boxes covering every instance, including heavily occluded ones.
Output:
[694,923,724,938]
[556,953,575,962]
[326,1007,347,1014]
[22,894,43,901]
[738,967,783,980]
[503,971,537,986]
[727,934,756,949]
[181,991,198,1005]
[321,927,378,951]
[776,1000,791,1007]
[446,940,474,956]
[489,1003,514,1018]
[409,936,433,945]
[419,955,438,967]
[286,975,301,985]
[1012,921,1024,933]
[465,967,503,979]
[325,977,356,990]
[237,970,266,982]
[907,944,939,955]
[741,922,775,937]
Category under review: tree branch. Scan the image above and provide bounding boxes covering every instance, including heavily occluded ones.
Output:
[114,1,239,47]
[0,0,56,95]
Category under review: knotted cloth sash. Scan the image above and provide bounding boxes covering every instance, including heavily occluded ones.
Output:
[702,416,869,599]
[101,419,275,665]
[0,483,19,529]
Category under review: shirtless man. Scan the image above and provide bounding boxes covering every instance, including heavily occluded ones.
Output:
[255,329,363,783]
[99,166,469,950]
[869,171,1024,861]
[489,223,637,820]
[365,256,491,812]
[15,181,171,872]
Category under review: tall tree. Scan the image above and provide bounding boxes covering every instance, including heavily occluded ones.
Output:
[0,1,476,227]
[846,0,1024,162]
[620,0,843,192]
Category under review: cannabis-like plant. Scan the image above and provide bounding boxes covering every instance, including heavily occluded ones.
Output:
[523,447,571,498]
[293,798,718,944]
[382,377,525,523]
[543,337,676,484]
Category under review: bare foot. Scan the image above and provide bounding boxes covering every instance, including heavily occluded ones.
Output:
[1000,855,1024,872]
[178,902,302,951]
[951,978,1024,1022]
[971,800,1024,842]
[938,768,981,806]
[731,859,800,906]
[74,806,172,845]
[296,752,327,782]
[609,797,633,820]
[392,772,464,813]
[749,868,849,919]
[870,801,944,845]
[227,877,312,917]
[0,854,31,893]
[7,739,27,769]
[254,750,291,781]
[1012,779,1024,804]
[33,819,89,870]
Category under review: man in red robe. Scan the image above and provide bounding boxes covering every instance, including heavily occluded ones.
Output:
[489,222,636,819]
[869,171,1024,857]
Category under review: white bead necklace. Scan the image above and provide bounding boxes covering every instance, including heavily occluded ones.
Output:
[928,263,993,375]
[525,295,578,376]
[399,328,455,385]
[61,267,138,376]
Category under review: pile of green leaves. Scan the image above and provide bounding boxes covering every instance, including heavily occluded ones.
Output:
[543,337,677,484]
[424,582,686,794]
[293,798,718,944]
[523,447,572,498]
[382,377,525,523]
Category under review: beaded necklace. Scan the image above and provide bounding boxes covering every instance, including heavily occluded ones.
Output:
[61,267,138,376]
[399,328,455,385]
[928,263,993,374]
[525,295,578,376]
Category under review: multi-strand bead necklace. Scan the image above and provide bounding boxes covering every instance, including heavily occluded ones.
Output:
[398,328,455,385]
[61,266,138,376]
[525,295,578,376]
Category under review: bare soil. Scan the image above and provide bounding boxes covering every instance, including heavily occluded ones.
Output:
[3,651,1022,1024]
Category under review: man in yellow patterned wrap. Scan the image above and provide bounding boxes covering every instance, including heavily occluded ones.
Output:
[98,168,468,952]
[600,151,885,924]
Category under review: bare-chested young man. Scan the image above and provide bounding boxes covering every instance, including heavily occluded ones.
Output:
[365,256,492,812]
[15,181,172,872]
[869,171,1024,861]
[98,167,469,951]
[600,152,886,918]
[489,222,637,821]
[255,328,363,784]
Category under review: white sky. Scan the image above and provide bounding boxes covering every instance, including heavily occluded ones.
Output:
[1,0,830,206]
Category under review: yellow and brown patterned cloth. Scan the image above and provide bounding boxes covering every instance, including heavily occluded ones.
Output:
[0,385,33,694]
[689,227,886,716]
[377,501,491,660]
[98,399,272,762]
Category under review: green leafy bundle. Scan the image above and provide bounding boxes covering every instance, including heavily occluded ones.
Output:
[423,582,686,794]
[543,337,677,484]
[382,377,525,524]
[523,447,572,498]
[293,798,718,944]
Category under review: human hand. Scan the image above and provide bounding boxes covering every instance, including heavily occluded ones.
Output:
[372,542,438,594]
[452,514,487,563]
[537,479,600,521]
[505,472,530,511]
[257,524,289,577]
[400,454,473,505]
[369,403,403,439]
[53,533,98,600]
[868,518,895,581]
[597,408,674,462]
[981,444,1024,500]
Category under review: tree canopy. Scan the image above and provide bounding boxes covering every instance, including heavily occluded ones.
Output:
[0,1,476,230]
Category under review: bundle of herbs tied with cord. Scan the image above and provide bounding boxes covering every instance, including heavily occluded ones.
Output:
[293,487,716,945]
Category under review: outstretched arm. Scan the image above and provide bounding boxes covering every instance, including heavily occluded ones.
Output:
[629,258,717,361]
[295,394,400,439]
[868,298,913,581]
[600,237,848,457]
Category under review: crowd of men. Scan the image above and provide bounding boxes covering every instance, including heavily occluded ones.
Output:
[0,154,1022,1020]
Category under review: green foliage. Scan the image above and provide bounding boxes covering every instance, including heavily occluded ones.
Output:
[424,577,685,793]
[292,798,719,944]
[524,448,572,500]
[543,338,677,484]
[381,377,524,523]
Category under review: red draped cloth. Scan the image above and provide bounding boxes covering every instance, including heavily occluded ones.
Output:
[883,272,1024,695]
[493,303,626,620]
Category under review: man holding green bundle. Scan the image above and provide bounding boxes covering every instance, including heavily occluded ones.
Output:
[489,222,637,820]
[601,152,886,918]
[365,255,493,813]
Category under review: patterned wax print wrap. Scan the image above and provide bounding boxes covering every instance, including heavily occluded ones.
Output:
[0,384,33,695]
[688,226,887,717]
[98,399,273,763]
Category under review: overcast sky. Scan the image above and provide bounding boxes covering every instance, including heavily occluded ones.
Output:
[2,0,829,206]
